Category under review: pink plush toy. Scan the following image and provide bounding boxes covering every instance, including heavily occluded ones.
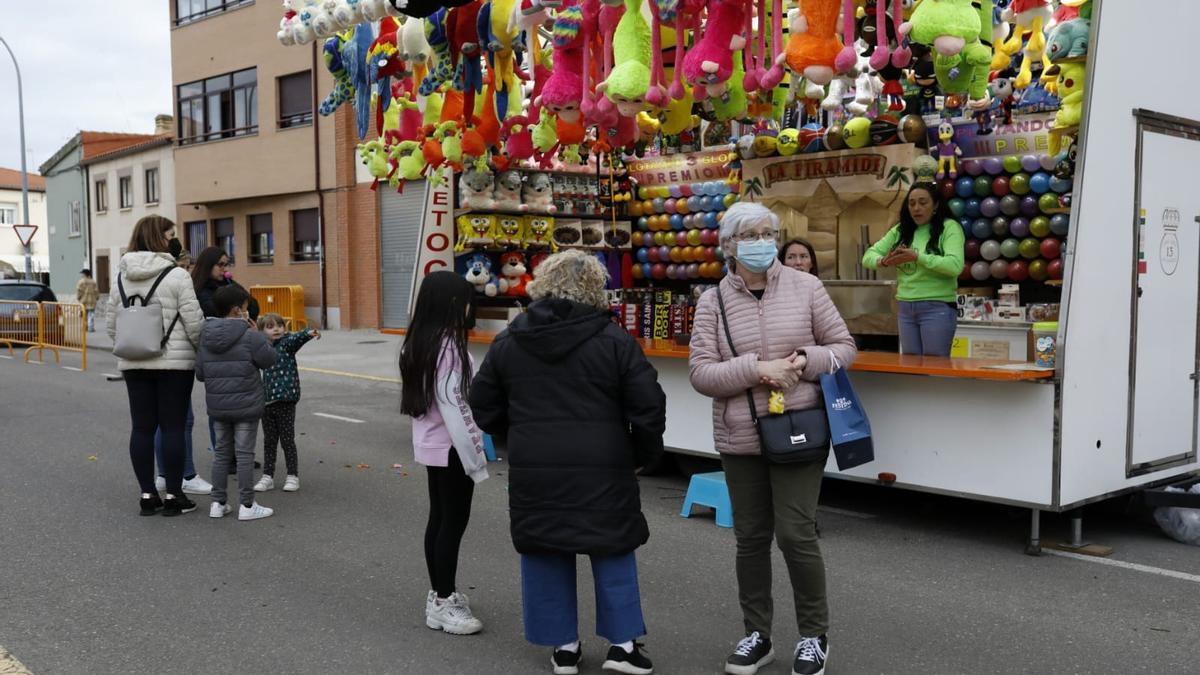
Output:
[668,0,705,100]
[757,0,787,88]
[594,0,625,118]
[682,0,748,101]
[500,114,536,161]
[645,0,671,108]
[540,0,586,123]
[833,0,858,74]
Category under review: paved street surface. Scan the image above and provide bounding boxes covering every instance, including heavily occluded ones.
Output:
[2,333,1199,674]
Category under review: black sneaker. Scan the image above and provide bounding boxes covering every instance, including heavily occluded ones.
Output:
[551,642,582,675]
[601,642,652,675]
[726,631,775,675]
[139,493,163,516]
[791,635,828,675]
[161,494,197,517]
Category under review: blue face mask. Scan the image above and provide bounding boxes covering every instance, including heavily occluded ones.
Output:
[735,239,778,273]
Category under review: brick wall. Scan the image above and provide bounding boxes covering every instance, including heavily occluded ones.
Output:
[332,105,382,329]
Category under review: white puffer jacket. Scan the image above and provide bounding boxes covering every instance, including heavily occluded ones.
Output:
[106,252,205,371]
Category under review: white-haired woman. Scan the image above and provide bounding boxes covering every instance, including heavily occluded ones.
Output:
[470,249,666,675]
[689,202,857,675]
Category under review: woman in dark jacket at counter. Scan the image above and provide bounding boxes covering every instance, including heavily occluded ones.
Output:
[192,247,260,321]
[470,249,667,675]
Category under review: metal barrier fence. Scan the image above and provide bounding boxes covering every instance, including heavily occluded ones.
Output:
[249,285,308,330]
[0,300,87,370]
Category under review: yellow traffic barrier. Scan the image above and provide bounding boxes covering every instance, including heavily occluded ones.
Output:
[0,300,87,370]
[249,285,308,330]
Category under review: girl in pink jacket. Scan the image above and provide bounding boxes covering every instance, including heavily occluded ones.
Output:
[689,202,856,675]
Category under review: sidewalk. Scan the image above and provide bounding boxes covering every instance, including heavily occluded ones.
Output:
[85,327,404,383]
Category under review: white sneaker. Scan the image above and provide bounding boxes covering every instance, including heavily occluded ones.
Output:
[254,475,275,492]
[282,475,300,492]
[425,592,483,635]
[183,475,213,495]
[426,590,436,617]
[155,476,166,492]
[209,501,232,518]
[238,502,274,521]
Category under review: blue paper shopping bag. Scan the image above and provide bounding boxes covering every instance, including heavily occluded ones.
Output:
[820,367,874,471]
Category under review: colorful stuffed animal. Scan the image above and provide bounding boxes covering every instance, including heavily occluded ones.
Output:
[682,0,747,102]
[494,170,525,210]
[319,33,356,116]
[786,0,842,99]
[500,114,536,162]
[1048,62,1085,150]
[447,0,485,122]
[523,215,558,250]
[540,1,587,123]
[390,140,427,186]
[420,9,456,96]
[455,214,499,251]
[401,15,433,86]
[460,166,496,209]
[901,0,993,109]
[499,251,533,296]
[934,120,961,179]
[993,0,1052,89]
[1046,18,1089,64]
[463,253,506,296]
[522,172,557,214]
[494,215,526,246]
[598,0,652,118]
[358,140,392,189]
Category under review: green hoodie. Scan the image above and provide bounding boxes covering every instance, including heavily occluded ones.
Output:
[863,219,965,303]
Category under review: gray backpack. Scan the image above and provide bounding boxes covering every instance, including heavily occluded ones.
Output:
[113,267,180,361]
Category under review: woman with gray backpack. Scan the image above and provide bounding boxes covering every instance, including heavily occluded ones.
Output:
[107,215,205,516]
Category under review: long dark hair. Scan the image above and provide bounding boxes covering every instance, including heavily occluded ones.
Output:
[192,246,227,293]
[400,271,477,418]
[897,182,950,254]
[778,238,819,276]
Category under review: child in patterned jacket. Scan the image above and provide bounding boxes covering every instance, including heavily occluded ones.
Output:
[253,314,320,493]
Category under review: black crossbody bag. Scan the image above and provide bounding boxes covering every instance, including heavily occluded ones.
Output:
[716,287,830,464]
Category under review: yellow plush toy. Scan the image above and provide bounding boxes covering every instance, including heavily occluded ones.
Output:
[455,214,498,252]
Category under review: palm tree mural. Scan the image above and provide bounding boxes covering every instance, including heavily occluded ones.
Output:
[743,176,764,202]
[886,165,912,207]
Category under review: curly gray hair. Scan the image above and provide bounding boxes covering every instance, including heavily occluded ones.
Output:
[527,249,610,310]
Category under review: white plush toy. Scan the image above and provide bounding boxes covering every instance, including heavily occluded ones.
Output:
[460,167,496,210]
[494,170,525,211]
[360,0,389,21]
[401,14,432,69]
[522,173,556,214]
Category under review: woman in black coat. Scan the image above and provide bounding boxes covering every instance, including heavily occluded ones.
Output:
[470,250,666,675]
[192,247,259,320]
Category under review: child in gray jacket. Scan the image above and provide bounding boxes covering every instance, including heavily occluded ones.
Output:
[195,286,278,521]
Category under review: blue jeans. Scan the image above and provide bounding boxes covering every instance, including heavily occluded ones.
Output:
[521,552,647,646]
[155,402,196,479]
[898,301,958,356]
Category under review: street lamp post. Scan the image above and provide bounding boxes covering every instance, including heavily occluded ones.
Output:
[0,35,33,280]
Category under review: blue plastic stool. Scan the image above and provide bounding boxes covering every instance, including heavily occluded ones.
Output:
[483,434,497,461]
[680,471,734,528]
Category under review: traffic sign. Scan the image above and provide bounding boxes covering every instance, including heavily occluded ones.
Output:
[12,224,37,247]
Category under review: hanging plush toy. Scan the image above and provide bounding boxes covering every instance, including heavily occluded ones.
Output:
[644,0,672,108]
[1046,17,1089,64]
[786,0,842,100]
[401,15,433,86]
[709,45,749,122]
[592,1,626,120]
[500,114,536,162]
[682,0,747,102]
[319,33,355,116]
[420,9,456,96]
[540,0,586,123]
[389,140,428,190]
[599,0,653,118]
[358,140,392,190]
[447,0,486,122]
[1048,62,1085,141]
[901,0,993,110]
[992,0,1052,89]
[488,0,523,119]
[369,18,410,132]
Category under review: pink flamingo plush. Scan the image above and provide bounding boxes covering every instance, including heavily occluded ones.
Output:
[682,0,747,101]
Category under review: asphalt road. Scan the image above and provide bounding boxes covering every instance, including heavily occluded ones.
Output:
[2,343,1199,675]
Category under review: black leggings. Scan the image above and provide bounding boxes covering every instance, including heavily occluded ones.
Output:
[262,402,298,477]
[124,369,194,496]
[425,450,476,598]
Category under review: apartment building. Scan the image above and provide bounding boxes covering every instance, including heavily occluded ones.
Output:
[0,168,49,280]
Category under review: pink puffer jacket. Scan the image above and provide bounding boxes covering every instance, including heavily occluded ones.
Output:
[689,263,857,456]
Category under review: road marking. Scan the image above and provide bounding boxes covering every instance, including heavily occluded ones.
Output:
[63,366,82,372]
[314,412,366,424]
[0,354,11,359]
[299,366,400,384]
[1046,549,1200,584]
[0,645,33,674]
[818,506,878,520]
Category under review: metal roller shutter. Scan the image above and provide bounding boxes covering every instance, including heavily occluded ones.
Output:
[380,181,426,328]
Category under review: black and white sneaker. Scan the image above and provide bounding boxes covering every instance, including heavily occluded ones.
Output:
[161,494,197,517]
[139,493,163,516]
[791,635,828,675]
[551,643,582,675]
[726,631,775,674]
[601,642,653,674]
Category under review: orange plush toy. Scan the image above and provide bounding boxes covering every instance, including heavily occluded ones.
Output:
[786,0,842,100]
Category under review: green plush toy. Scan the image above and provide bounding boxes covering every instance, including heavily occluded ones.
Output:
[598,0,652,118]
[902,0,993,107]
[711,49,749,123]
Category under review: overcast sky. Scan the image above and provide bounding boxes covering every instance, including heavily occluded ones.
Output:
[0,2,173,174]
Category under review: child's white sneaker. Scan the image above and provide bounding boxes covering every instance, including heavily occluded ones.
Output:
[209,501,232,518]
[426,592,483,635]
[282,475,300,492]
[183,475,213,495]
[253,475,275,492]
[238,502,274,521]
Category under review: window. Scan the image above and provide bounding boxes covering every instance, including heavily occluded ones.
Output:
[145,168,160,204]
[177,67,258,145]
[249,213,274,263]
[175,0,253,26]
[186,220,207,257]
[69,200,81,237]
[213,217,235,263]
[95,180,108,213]
[0,203,15,224]
[278,71,313,129]
[291,208,320,262]
[119,176,133,209]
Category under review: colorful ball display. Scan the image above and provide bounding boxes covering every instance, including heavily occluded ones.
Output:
[1009,173,1031,195]
[898,115,927,144]
[1029,216,1052,238]
[1020,196,1039,217]
[964,159,984,177]
[1019,238,1041,259]
[1009,217,1030,238]
[983,157,1004,175]
[965,239,982,260]
[980,240,1001,261]
[1040,238,1061,259]
[948,198,967,218]
[1000,195,1021,216]
[843,117,872,148]
[1028,259,1049,281]
[971,219,992,239]
[990,216,1009,237]
[956,177,976,198]
[629,201,643,217]
[687,229,702,246]
[1008,260,1030,281]
[992,176,1010,197]
[1003,155,1023,174]
[973,176,993,197]
[1029,172,1051,194]
[1000,238,1021,259]
[1021,154,1041,173]
[971,261,992,280]
[1050,214,1070,236]
[1048,258,1064,280]
[990,260,1010,279]
[965,198,982,218]
[1050,176,1073,194]
[938,179,956,200]
[1039,193,1061,214]
[980,197,1001,218]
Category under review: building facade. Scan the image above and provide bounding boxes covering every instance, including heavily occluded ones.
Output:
[0,169,49,279]
[83,121,175,297]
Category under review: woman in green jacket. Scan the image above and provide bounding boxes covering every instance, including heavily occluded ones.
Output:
[863,183,965,356]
